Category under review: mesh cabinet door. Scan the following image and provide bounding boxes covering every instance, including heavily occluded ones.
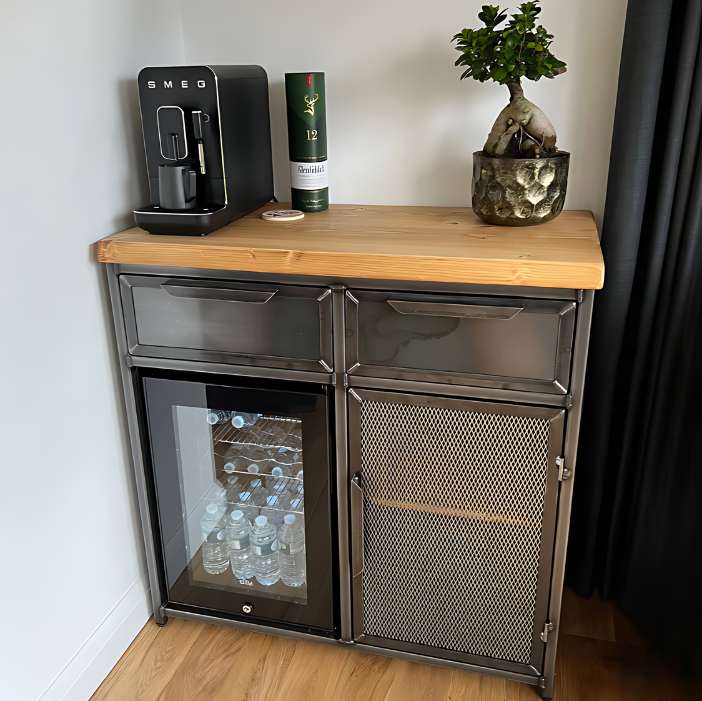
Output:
[349,389,564,676]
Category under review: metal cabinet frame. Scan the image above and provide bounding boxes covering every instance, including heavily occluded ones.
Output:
[105,262,594,701]
[119,274,334,373]
[344,289,577,394]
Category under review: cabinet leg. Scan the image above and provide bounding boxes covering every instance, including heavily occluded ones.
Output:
[153,606,168,627]
[540,673,554,700]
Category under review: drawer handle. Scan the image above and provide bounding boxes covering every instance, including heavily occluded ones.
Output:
[161,285,277,303]
[388,299,523,320]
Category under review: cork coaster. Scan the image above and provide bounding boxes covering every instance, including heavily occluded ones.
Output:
[262,210,305,221]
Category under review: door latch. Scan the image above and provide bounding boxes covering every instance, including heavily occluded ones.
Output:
[541,621,554,642]
[557,456,570,481]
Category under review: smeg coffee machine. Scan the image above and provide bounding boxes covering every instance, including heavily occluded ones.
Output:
[135,65,274,236]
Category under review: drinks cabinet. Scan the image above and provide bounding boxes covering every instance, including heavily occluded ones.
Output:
[98,204,604,699]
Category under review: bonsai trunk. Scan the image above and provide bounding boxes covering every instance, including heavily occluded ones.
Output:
[483,82,557,157]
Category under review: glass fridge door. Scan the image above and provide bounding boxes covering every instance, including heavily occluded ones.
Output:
[140,370,336,635]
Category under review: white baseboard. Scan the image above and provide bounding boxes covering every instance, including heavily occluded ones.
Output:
[38,573,153,701]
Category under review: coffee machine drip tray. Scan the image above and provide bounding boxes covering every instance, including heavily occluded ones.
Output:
[134,204,229,237]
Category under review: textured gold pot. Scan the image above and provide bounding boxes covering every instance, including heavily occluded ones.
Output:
[472,151,569,226]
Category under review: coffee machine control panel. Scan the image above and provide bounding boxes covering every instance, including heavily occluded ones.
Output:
[138,67,223,180]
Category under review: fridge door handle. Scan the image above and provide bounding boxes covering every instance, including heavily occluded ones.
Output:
[160,284,277,303]
[388,295,523,320]
[351,472,364,578]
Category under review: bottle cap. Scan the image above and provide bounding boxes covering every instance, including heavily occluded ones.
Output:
[262,209,305,221]
[206,504,219,514]
[223,462,235,473]
[255,515,267,526]
[232,415,244,429]
[206,412,219,425]
[232,510,243,520]
[284,514,296,524]
[272,467,283,477]
[248,464,259,473]
[296,470,303,481]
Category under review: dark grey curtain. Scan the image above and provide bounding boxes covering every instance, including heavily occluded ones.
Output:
[566,0,702,667]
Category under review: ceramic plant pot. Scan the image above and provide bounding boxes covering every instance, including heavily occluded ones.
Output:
[472,151,569,226]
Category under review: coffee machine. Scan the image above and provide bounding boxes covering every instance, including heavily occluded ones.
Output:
[134,65,274,236]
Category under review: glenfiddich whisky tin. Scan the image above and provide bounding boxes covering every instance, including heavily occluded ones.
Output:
[285,72,328,212]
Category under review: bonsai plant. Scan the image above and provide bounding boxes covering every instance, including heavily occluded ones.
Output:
[453,2,569,226]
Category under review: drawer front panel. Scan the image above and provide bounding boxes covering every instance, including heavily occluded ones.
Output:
[349,389,564,674]
[346,290,575,393]
[120,275,332,372]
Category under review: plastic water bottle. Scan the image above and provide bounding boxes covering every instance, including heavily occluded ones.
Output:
[231,412,260,429]
[225,510,255,580]
[224,474,241,499]
[206,409,231,425]
[251,515,280,585]
[278,514,306,587]
[235,489,259,522]
[284,493,304,514]
[202,527,229,574]
[211,483,228,519]
[260,494,285,526]
[200,503,221,539]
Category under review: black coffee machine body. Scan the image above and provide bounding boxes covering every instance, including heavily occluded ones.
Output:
[135,65,274,236]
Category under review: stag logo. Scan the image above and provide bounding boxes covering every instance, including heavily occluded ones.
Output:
[304,94,319,115]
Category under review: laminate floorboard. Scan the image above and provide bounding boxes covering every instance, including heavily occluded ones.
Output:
[91,588,698,700]
[329,648,396,700]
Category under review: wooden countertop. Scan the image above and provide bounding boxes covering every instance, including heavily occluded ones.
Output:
[97,203,604,289]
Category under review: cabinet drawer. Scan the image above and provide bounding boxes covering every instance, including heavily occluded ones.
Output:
[345,290,575,393]
[120,275,332,372]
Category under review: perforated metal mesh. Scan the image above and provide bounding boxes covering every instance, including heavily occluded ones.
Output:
[360,398,550,664]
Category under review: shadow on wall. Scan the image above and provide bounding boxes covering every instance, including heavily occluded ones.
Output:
[116,78,151,226]
[268,78,291,201]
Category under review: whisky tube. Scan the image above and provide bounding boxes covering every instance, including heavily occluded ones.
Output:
[285,72,328,212]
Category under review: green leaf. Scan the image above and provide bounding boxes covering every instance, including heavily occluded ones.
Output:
[493,67,508,80]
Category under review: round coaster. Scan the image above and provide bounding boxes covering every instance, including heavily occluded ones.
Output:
[262,209,305,221]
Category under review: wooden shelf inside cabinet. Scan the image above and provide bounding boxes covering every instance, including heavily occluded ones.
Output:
[97,203,605,290]
[370,497,541,529]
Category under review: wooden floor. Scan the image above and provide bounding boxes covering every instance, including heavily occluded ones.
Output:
[92,588,696,701]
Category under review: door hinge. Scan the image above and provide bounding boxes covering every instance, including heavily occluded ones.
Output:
[557,456,570,481]
[541,621,554,642]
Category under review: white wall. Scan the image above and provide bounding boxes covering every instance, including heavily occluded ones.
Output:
[0,3,183,700]
[1,1,626,699]
[180,0,627,230]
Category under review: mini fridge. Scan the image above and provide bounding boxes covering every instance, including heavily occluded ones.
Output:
[138,368,337,636]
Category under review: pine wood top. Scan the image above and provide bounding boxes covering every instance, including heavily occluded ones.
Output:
[97,203,604,289]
